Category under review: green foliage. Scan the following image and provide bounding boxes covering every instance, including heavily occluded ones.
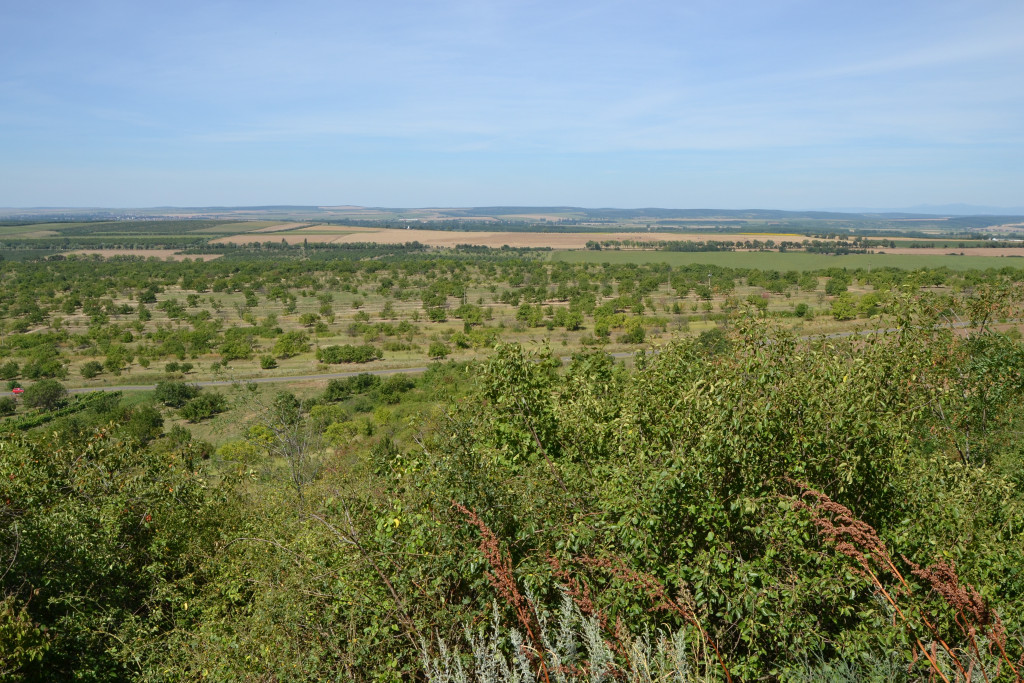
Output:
[320,314,1024,680]
[1,391,122,431]
[0,361,19,381]
[831,293,857,320]
[79,360,104,379]
[154,380,199,408]
[5,246,1024,679]
[798,273,819,291]
[163,361,193,374]
[376,375,416,404]
[272,330,310,358]
[825,273,850,296]
[617,317,646,344]
[0,425,215,679]
[20,346,67,380]
[428,341,450,359]
[322,373,382,402]
[218,328,255,361]
[103,344,133,375]
[695,326,731,355]
[118,404,164,444]
[858,291,882,317]
[179,392,227,422]
[0,596,50,676]
[316,344,382,364]
[426,306,447,322]
[22,379,67,411]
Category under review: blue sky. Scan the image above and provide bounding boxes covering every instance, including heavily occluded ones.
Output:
[1,0,1022,209]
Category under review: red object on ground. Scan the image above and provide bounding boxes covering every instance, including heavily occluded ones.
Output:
[11,388,24,395]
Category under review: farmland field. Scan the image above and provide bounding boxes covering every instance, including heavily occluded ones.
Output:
[190,220,284,233]
[206,225,933,249]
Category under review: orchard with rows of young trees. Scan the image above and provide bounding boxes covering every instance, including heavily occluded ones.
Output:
[0,244,1015,391]
[3,245,1024,680]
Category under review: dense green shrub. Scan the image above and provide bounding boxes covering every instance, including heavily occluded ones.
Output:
[0,422,216,679]
[218,328,255,360]
[79,360,103,379]
[154,380,200,408]
[316,344,382,364]
[322,373,382,402]
[179,392,227,422]
[22,379,67,411]
[272,330,310,358]
[0,360,20,380]
[428,341,450,359]
[118,404,164,443]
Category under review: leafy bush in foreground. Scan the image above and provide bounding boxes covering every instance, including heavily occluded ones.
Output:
[0,425,217,680]
[345,304,1024,679]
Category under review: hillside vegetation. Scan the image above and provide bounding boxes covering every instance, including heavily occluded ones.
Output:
[4,277,1024,680]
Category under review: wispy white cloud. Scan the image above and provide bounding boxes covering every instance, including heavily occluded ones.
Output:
[1,0,1022,206]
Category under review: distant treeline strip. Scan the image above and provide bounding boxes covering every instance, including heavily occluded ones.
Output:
[45,219,246,236]
[182,240,545,261]
[579,237,1024,255]
[322,218,693,233]
[0,236,212,252]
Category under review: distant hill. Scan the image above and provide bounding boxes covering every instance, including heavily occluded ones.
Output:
[822,204,1024,216]
[2,205,1022,231]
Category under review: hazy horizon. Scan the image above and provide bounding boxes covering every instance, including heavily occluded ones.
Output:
[5,203,1024,219]
[2,1,1022,209]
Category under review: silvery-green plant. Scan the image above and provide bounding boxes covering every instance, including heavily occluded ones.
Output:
[422,589,713,683]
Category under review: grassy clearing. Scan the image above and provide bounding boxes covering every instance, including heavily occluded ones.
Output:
[551,249,1024,271]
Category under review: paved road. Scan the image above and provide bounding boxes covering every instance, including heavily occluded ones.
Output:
[65,320,986,394]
